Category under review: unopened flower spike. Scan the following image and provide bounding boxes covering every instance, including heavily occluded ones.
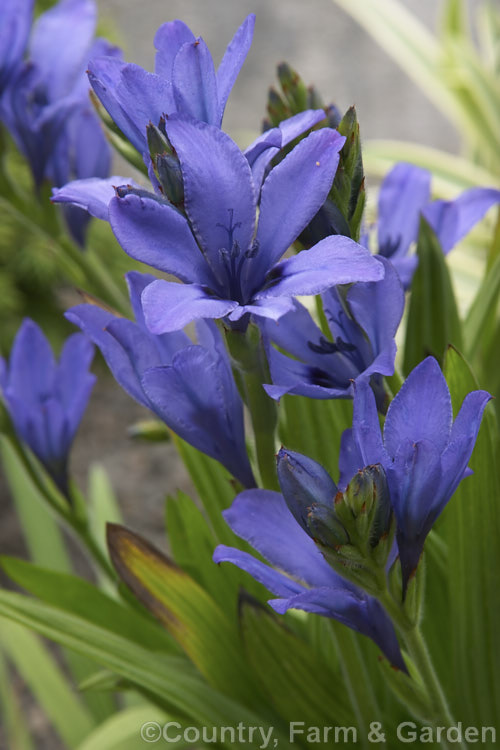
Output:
[0,319,95,495]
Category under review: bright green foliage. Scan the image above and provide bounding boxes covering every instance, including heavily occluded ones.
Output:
[403,219,463,374]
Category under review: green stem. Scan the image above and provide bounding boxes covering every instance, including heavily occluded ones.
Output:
[67,518,117,586]
[223,324,279,490]
[403,627,456,730]
[379,589,465,750]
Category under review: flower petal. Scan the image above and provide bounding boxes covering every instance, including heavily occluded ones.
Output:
[65,304,149,407]
[154,20,194,77]
[245,110,327,189]
[142,280,238,334]
[347,257,404,356]
[377,163,431,259]
[52,175,133,220]
[172,38,218,124]
[257,236,384,300]
[253,129,345,281]
[384,357,452,458]
[216,14,255,121]
[163,116,256,266]
[213,545,305,598]
[142,347,254,487]
[423,187,500,254]
[30,0,96,99]
[277,448,337,534]
[222,489,341,588]
[109,193,212,284]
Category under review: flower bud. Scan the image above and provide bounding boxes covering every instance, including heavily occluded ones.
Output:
[309,465,394,595]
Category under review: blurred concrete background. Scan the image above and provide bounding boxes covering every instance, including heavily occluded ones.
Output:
[97,0,460,152]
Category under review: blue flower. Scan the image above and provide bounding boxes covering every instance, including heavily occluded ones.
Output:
[0,0,33,96]
[0,319,95,493]
[87,14,256,155]
[261,256,404,409]
[0,0,121,243]
[83,117,380,333]
[339,357,491,590]
[213,485,406,671]
[367,163,500,288]
[66,272,256,488]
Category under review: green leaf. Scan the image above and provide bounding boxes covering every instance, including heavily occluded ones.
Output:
[173,437,240,545]
[0,647,34,750]
[107,525,263,708]
[464,252,500,359]
[166,491,259,609]
[0,591,295,749]
[441,0,468,40]
[0,619,95,747]
[1,557,175,653]
[76,706,189,750]
[403,218,463,374]
[280,393,353,481]
[0,435,71,570]
[241,599,354,727]
[441,347,500,724]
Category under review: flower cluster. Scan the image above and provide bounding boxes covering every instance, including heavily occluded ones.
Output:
[1,9,493,675]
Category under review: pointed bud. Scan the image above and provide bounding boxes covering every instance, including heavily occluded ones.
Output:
[266,86,290,126]
[146,122,171,160]
[310,465,394,595]
[277,62,308,112]
[330,105,365,242]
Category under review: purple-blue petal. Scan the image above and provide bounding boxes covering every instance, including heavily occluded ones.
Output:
[141,347,254,487]
[253,129,345,282]
[423,187,500,254]
[213,545,305,599]
[222,489,341,588]
[216,14,255,122]
[257,236,384,300]
[377,163,431,259]
[30,0,96,99]
[142,280,238,334]
[163,117,256,268]
[351,380,387,469]
[346,256,404,357]
[109,193,212,284]
[383,357,452,458]
[154,20,195,78]
[52,176,133,220]
[172,39,219,125]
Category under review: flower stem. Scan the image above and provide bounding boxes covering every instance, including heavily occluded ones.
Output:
[223,324,279,490]
[379,589,466,750]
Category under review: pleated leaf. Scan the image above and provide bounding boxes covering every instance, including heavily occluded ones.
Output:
[403,218,463,374]
[441,346,499,724]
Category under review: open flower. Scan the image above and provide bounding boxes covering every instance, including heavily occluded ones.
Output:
[261,256,403,409]
[339,357,491,589]
[0,319,95,494]
[94,117,382,333]
[213,487,406,671]
[66,272,255,488]
[87,14,256,155]
[367,163,500,288]
[0,0,121,243]
[0,0,33,96]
